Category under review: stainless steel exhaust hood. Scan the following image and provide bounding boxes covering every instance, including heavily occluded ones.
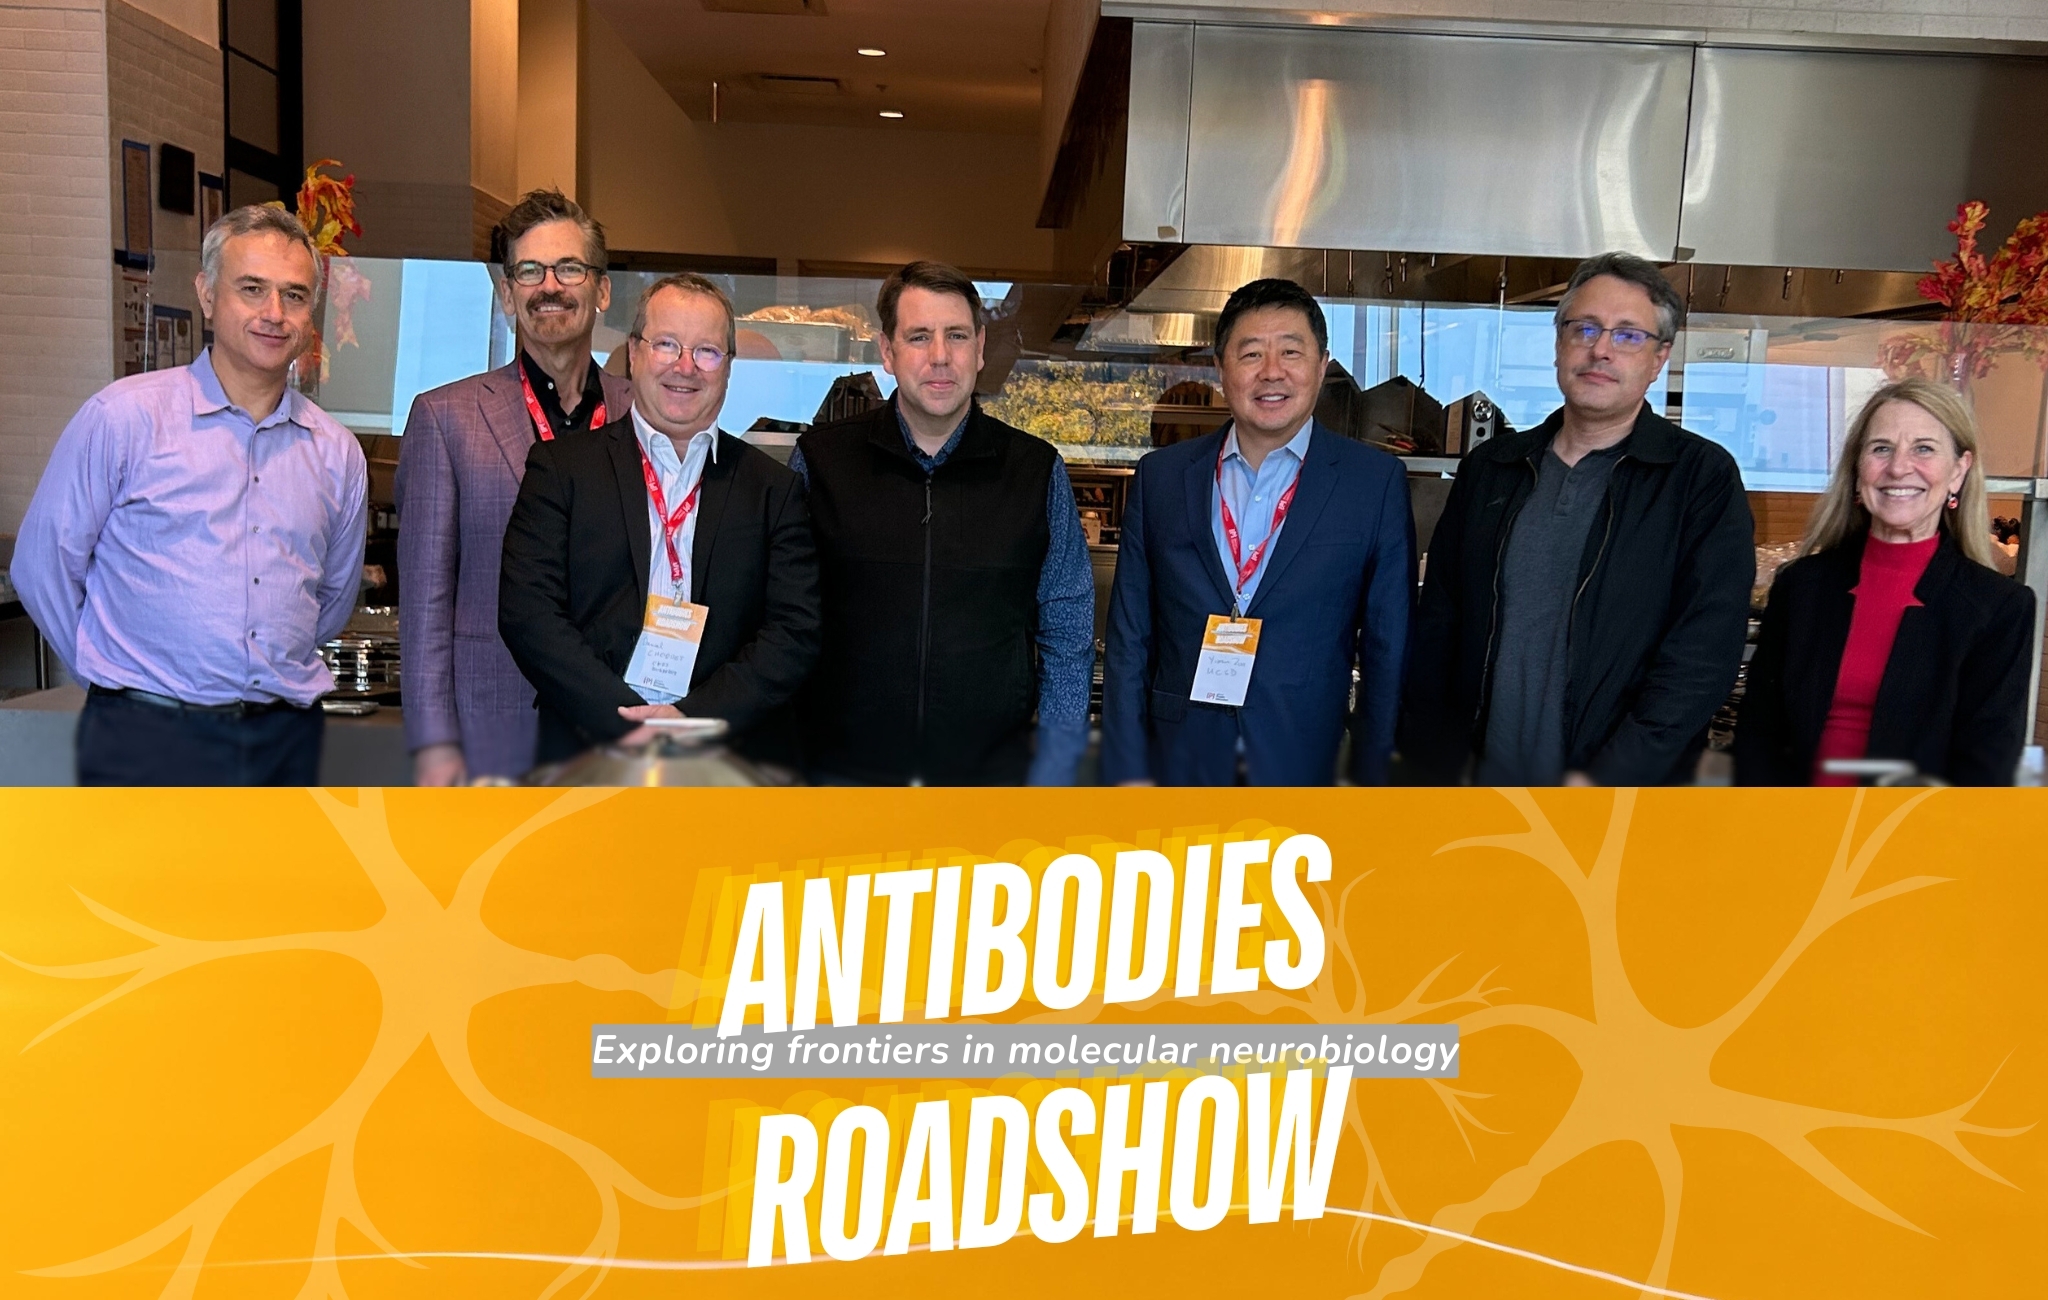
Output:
[1117,18,2048,274]
[1119,245,1328,315]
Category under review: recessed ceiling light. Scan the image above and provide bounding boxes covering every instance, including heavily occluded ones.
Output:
[878,110,904,118]
[857,47,886,57]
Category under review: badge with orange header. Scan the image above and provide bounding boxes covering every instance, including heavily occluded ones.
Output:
[624,593,709,699]
[1190,613,1261,706]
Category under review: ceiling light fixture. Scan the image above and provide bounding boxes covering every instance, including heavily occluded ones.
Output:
[857,47,886,57]
[878,110,904,118]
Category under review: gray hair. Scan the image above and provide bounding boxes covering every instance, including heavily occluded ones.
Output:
[1554,251,1684,342]
[630,272,738,353]
[201,204,322,290]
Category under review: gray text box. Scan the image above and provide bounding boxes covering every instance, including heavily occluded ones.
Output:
[589,1023,1458,1080]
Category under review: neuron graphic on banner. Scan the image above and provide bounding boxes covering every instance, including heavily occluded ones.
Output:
[3,788,711,1300]
[1319,788,2028,1299]
[1,789,2031,1299]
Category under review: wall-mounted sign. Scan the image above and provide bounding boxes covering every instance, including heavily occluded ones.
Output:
[150,304,192,371]
[199,171,225,231]
[119,270,150,377]
[117,139,150,269]
[157,142,195,215]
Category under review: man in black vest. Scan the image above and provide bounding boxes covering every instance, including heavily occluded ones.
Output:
[792,261,1093,785]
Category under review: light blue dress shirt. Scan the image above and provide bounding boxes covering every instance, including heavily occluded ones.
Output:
[1210,420,1314,612]
[628,406,719,704]
[10,349,367,706]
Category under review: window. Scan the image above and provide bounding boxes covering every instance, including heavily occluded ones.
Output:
[222,0,300,209]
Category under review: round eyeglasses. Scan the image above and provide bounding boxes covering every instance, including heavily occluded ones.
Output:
[1559,319,1666,353]
[507,259,600,287]
[635,335,729,372]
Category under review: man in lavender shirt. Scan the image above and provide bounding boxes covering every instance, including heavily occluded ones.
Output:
[10,205,367,785]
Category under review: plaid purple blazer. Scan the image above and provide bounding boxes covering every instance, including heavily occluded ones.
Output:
[394,360,633,778]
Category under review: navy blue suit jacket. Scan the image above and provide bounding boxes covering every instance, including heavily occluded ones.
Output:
[1101,423,1413,785]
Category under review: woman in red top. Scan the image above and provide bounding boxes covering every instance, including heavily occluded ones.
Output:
[1736,378,2034,786]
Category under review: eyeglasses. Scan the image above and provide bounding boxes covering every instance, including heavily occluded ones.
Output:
[635,334,729,372]
[1559,319,1666,353]
[507,259,600,287]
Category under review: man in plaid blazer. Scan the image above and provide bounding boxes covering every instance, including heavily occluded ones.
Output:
[395,190,631,783]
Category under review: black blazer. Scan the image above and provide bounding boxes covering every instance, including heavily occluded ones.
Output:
[1734,531,2034,786]
[499,417,822,764]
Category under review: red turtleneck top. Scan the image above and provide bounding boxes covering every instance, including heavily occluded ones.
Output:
[1812,533,1940,786]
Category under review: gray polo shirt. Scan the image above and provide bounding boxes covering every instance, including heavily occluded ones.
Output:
[1477,439,1627,785]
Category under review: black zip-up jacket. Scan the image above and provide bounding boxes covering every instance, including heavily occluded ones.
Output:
[1734,531,2034,786]
[1399,404,1755,785]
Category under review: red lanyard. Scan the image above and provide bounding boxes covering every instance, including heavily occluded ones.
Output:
[1216,439,1301,601]
[518,364,606,442]
[638,447,701,588]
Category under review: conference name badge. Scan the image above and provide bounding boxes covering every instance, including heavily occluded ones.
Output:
[1190,613,1261,706]
[624,594,710,700]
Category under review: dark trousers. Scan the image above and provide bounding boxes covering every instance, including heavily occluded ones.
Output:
[76,689,325,786]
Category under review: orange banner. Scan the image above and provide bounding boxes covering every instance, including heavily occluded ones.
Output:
[0,788,2040,1299]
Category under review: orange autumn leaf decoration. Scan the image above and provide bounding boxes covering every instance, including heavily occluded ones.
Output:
[273,159,369,385]
[295,158,362,257]
[1881,200,2048,385]
[1919,200,2048,323]
[323,262,372,354]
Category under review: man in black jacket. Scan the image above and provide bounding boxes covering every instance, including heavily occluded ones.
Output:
[1401,252,1754,786]
[499,274,821,765]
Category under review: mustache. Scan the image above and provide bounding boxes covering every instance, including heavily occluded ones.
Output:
[524,292,577,313]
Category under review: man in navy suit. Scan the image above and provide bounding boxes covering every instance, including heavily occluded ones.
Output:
[1102,278,1413,785]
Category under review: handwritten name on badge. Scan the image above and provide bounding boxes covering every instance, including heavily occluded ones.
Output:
[624,594,710,699]
[1191,613,1262,707]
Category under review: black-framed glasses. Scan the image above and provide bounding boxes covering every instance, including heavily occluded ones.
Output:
[634,334,729,372]
[1559,319,1666,353]
[508,259,600,287]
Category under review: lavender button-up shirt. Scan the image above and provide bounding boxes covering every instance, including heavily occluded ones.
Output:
[10,349,368,706]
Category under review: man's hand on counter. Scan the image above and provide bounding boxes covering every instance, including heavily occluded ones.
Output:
[414,743,468,787]
[617,703,685,747]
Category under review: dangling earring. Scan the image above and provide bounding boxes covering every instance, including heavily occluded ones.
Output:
[1947,492,1959,510]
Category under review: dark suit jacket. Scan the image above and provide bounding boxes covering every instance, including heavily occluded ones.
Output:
[395,361,634,777]
[1734,531,2035,786]
[1101,422,1413,785]
[498,416,822,764]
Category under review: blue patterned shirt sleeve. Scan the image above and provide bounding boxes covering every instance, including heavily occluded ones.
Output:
[1030,456,1094,785]
[797,424,1090,785]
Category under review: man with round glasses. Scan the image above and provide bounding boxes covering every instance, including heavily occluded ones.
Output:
[1400,251,1754,786]
[499,273,821,767]
[395,188,632,783]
